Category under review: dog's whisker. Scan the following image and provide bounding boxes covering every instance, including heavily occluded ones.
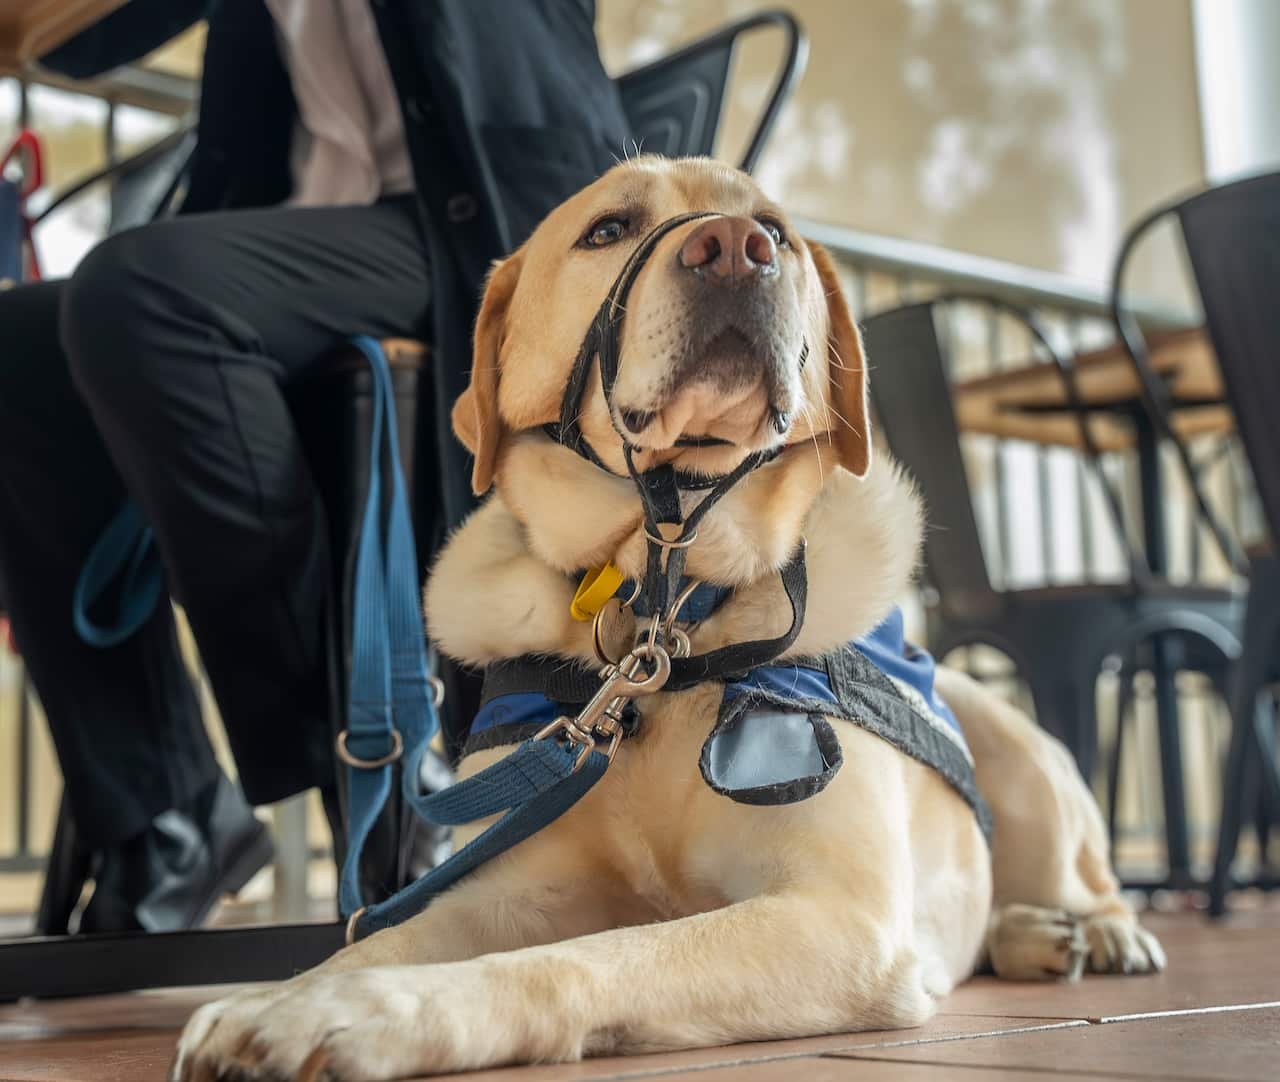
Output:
[798,400,826,488]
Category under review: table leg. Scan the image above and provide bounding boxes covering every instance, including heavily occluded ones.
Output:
[1134,410,1192,882]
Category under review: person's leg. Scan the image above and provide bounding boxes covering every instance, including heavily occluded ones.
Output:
[0,281,220,846]
[60,195,431,808]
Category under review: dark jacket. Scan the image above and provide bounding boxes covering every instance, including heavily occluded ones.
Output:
[46,0,632,530]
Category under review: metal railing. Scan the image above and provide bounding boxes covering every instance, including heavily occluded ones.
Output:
[796,217,1191,329]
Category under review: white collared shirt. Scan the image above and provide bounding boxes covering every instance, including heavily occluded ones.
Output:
[264,0,414,206]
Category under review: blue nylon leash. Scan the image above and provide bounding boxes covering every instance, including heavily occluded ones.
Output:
[72,500,163,648]
[340,338,612,939]
[354,741,608,935]
[338,335,440,919]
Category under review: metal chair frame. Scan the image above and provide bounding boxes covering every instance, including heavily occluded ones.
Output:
[861,297,1244,891]
[1107,172,1280,914]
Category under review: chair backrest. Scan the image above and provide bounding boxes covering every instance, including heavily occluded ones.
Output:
[860,303,1001,617]
[1175,172,1280,546]
[108,128,197,232]
[32,124,196,235]
[615,10,806,174]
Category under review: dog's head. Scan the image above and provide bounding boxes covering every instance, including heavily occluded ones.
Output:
[453,156,871,495]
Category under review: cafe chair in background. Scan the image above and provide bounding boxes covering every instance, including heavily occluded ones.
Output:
[861,298,1245,891]
[1109,171,1280,915]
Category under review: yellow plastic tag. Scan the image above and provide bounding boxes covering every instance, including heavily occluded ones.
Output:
[570,562,626,622]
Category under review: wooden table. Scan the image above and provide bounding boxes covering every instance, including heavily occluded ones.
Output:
[953,326,1229,452]
[0,0,124,71]
[954,324,1229,884]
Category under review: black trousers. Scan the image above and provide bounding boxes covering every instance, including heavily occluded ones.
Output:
[0,197,430,847]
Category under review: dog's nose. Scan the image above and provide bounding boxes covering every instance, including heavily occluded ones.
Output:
[679,216,777,284]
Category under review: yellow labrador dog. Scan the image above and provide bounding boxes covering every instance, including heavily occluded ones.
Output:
[174,156,1163,1082]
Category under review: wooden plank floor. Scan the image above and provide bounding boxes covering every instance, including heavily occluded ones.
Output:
[1,905,1276,1082]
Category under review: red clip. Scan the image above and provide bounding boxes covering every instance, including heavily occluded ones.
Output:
[2,130,45,280]
[2,130,44,199]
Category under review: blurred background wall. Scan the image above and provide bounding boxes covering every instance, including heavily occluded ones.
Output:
[597,0,1208,306]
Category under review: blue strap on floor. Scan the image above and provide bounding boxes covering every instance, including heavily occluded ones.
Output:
[72,500,162,648]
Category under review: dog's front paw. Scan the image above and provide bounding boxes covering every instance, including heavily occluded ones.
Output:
[171,961,583,1081]
[987,903,1087,981]
[170,983,288,1081]
[1083,913,1166,976]
[171,969,438,1082]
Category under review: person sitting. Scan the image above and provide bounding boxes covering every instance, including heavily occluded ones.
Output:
[0,0,630,932]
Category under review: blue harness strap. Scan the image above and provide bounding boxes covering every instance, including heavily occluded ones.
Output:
[850,608,961,738]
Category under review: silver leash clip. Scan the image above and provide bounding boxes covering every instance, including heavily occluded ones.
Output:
[535,642,671,772]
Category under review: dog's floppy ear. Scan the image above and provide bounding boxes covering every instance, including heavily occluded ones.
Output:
[453,254,523,495]
[807,241,872,478]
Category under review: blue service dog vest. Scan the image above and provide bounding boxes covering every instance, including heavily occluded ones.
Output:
[472,608,992,837]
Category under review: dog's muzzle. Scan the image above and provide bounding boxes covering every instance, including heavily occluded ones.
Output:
[542,212,809,621]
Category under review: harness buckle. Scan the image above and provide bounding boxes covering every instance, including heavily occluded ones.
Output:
[534,643,671,772]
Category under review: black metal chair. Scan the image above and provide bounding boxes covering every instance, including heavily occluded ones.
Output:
[861,299,1245,854]
[1,9,809,999]
[1107,172,1280,915]
[617,9,805,173]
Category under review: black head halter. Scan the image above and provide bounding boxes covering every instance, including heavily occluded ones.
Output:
[541,212,809,678]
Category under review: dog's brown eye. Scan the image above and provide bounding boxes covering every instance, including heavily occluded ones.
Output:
[756,217,787,246]
[582,216,629,248]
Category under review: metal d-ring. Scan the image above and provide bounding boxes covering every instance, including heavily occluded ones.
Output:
[666,627,692,658]
[345,906,367,945]
[664,579,703,634]
[643,525,698,550]
[335,728,404,769]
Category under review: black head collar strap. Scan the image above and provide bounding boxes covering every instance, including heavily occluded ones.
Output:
[540,211,809,672]
[547,211,716,464]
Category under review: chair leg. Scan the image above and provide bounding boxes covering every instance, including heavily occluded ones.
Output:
[1148,633,1193,885]
[1250,695,1280,866]
[35,791,93,936]
[1107,663,1135,850]
[1209,619,1273,917]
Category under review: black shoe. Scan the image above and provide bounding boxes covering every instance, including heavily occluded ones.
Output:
[79,772,275,934]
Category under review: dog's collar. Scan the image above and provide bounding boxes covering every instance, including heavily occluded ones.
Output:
[570,569,732,622]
